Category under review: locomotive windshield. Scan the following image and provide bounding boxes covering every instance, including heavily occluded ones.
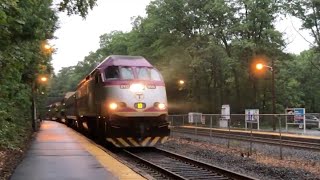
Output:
[105,66,162,81]
[120,67,134,79]
[136,67,162,81]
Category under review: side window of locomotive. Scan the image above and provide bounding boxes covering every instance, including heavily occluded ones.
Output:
[120,67,134,80]
[105,66,120,80]
[95,73,102,84]
[150,68,162,81]
[136,67,150,80]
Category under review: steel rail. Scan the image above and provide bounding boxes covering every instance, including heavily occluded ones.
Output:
[123,149,186,179]
[123,148,256,180]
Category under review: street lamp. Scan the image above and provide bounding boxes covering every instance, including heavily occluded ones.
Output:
[31,75,48,131]
[41,42,54,54]
[178,80,185,91]
[255,61,276,131]
[178,80,185,85]
[43,44,51,50]
[40,77,48,82]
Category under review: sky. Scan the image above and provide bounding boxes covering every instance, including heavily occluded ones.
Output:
[50,0,314,74]
[50,0,151,73]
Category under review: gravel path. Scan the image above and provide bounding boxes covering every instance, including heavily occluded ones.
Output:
[158,132,320,180]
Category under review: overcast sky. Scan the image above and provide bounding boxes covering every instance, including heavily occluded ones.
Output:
[50,0,313,74]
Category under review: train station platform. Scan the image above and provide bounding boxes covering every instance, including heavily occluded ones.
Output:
[177,125,320,141]
[10,121,145,180]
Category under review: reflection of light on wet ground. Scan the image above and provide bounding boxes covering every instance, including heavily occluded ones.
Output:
[41,123,53,130]
[36,121,75,142]
[37,133,68,142]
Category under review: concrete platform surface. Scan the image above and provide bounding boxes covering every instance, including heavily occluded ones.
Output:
[181,125,320,140]
[11,121,145,180]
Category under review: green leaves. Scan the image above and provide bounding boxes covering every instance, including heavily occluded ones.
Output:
[0,0,100,150]
[288,0,320,48]
[46,0,320,115]
[58,0,97,18]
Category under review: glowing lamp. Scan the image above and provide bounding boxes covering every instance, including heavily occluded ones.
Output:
[256,63,264,70]
[157,103,166,110]
[44,44,51,50]
[40,77,48,82]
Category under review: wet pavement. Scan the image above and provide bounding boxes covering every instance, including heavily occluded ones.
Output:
[10,121,143,180]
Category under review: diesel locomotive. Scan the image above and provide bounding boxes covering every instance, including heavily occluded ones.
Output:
[63,55,170,147]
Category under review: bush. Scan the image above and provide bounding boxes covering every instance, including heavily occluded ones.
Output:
[0,120,32,150]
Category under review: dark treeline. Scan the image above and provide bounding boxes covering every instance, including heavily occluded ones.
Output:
[2,0,320,149]
[49,0,320,114]
[0,0,97,148]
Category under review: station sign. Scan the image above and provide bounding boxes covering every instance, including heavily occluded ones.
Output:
[285,108,306,133]
[245,109,260,130]
[245,109,259,122]
[285,108,305,124]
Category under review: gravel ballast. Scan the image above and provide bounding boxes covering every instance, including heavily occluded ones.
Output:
[158,132,320,180]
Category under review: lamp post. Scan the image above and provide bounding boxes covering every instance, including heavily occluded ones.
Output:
[178,80,185,91]
[31,82,36,131]
[31,75,48,131]
[256,61,276,131]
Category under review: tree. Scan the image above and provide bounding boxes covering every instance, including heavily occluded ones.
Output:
[57,0,97,18]
[0,0,97,148]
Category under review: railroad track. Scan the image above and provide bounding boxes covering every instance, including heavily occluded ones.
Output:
[119,147,255,180]
[172,127,320,151]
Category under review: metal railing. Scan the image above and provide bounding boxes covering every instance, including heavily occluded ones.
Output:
[168,114,320,160]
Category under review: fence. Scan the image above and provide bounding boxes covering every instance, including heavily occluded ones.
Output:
[169,113,320,132]
[168,113,320,159]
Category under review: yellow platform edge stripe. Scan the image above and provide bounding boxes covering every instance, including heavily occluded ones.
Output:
[179,125,320,140]
[67,129,146,179]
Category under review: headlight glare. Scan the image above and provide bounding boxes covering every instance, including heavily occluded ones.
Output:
[109,103,118,110]
[130,83,144,92]
[157,103,166,110]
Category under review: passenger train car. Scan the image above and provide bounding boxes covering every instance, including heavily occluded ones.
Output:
[64,55,170,147]
[46,102,61,121]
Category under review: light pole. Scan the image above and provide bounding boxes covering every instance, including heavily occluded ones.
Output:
[256,61,276,131]
[31,75,48,131]
[31,82,36,131]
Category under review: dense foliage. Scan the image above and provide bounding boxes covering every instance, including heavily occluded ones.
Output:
[49,0,320,114]
[0,0,96,149]
[1,0,320,149]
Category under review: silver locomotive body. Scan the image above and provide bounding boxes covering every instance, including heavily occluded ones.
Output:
[65,55,170,147]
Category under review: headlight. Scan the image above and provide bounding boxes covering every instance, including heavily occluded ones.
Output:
[130,83,144,92]
[155,103,166,110]
[109,103,118,110]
